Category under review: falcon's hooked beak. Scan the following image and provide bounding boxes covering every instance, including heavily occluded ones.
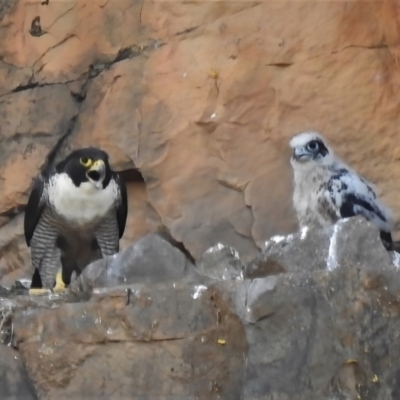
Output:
[292,147,312,163]
[87,159,106,188]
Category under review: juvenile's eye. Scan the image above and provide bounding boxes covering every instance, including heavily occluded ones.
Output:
[307,141,319,151]
[80,157,92,167]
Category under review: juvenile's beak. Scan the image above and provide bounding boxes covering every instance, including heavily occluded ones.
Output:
[292,147,311,162]
[87,159,106,184]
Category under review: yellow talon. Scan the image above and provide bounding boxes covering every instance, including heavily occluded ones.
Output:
[29,288,52,296]
[53,270,67,293]
[28,268,67,295]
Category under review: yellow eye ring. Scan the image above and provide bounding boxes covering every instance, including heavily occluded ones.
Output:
[79,157,92,167]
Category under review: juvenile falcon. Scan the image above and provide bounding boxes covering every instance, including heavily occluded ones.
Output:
[289,131,394,250]
[24,147,128,293]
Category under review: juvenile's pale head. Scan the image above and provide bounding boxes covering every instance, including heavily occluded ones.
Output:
[289,131,333,168]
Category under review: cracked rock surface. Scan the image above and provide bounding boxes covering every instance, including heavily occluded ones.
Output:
[0,219,400,399]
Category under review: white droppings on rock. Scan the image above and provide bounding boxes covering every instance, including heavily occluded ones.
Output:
[236,269,244,281]
[210,112,216,119]
[206,243,225,253]
[327,223,340,271]
[300,226,309,240]
[391,251,400,268]
[271,235,285,244]
[107,327,115,335]
[229,247,240,259]
[264,233,295,250]
[192,285,207,299]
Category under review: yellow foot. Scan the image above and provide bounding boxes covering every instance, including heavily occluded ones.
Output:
[29,288,52,296]
[53,270,67,293]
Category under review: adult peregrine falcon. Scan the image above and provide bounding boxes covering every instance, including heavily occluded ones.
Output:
[24,147,128,293]
[289,131,394,250]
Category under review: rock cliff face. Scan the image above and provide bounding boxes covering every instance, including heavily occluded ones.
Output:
[1,2,400,398]
[1,0,400,283]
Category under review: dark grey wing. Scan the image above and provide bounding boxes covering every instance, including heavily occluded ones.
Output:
[24,175,47,246]
[113,172,128,239]
[326,170,393,250]
[327,171,388,226]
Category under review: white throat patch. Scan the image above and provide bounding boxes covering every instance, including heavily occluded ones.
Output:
[48,173,117,224]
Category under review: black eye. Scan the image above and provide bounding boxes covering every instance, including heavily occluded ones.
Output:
[307,141,319,151]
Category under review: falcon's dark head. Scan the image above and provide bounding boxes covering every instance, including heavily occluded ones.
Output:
[55,147,112,188]
[289,132,331,166]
